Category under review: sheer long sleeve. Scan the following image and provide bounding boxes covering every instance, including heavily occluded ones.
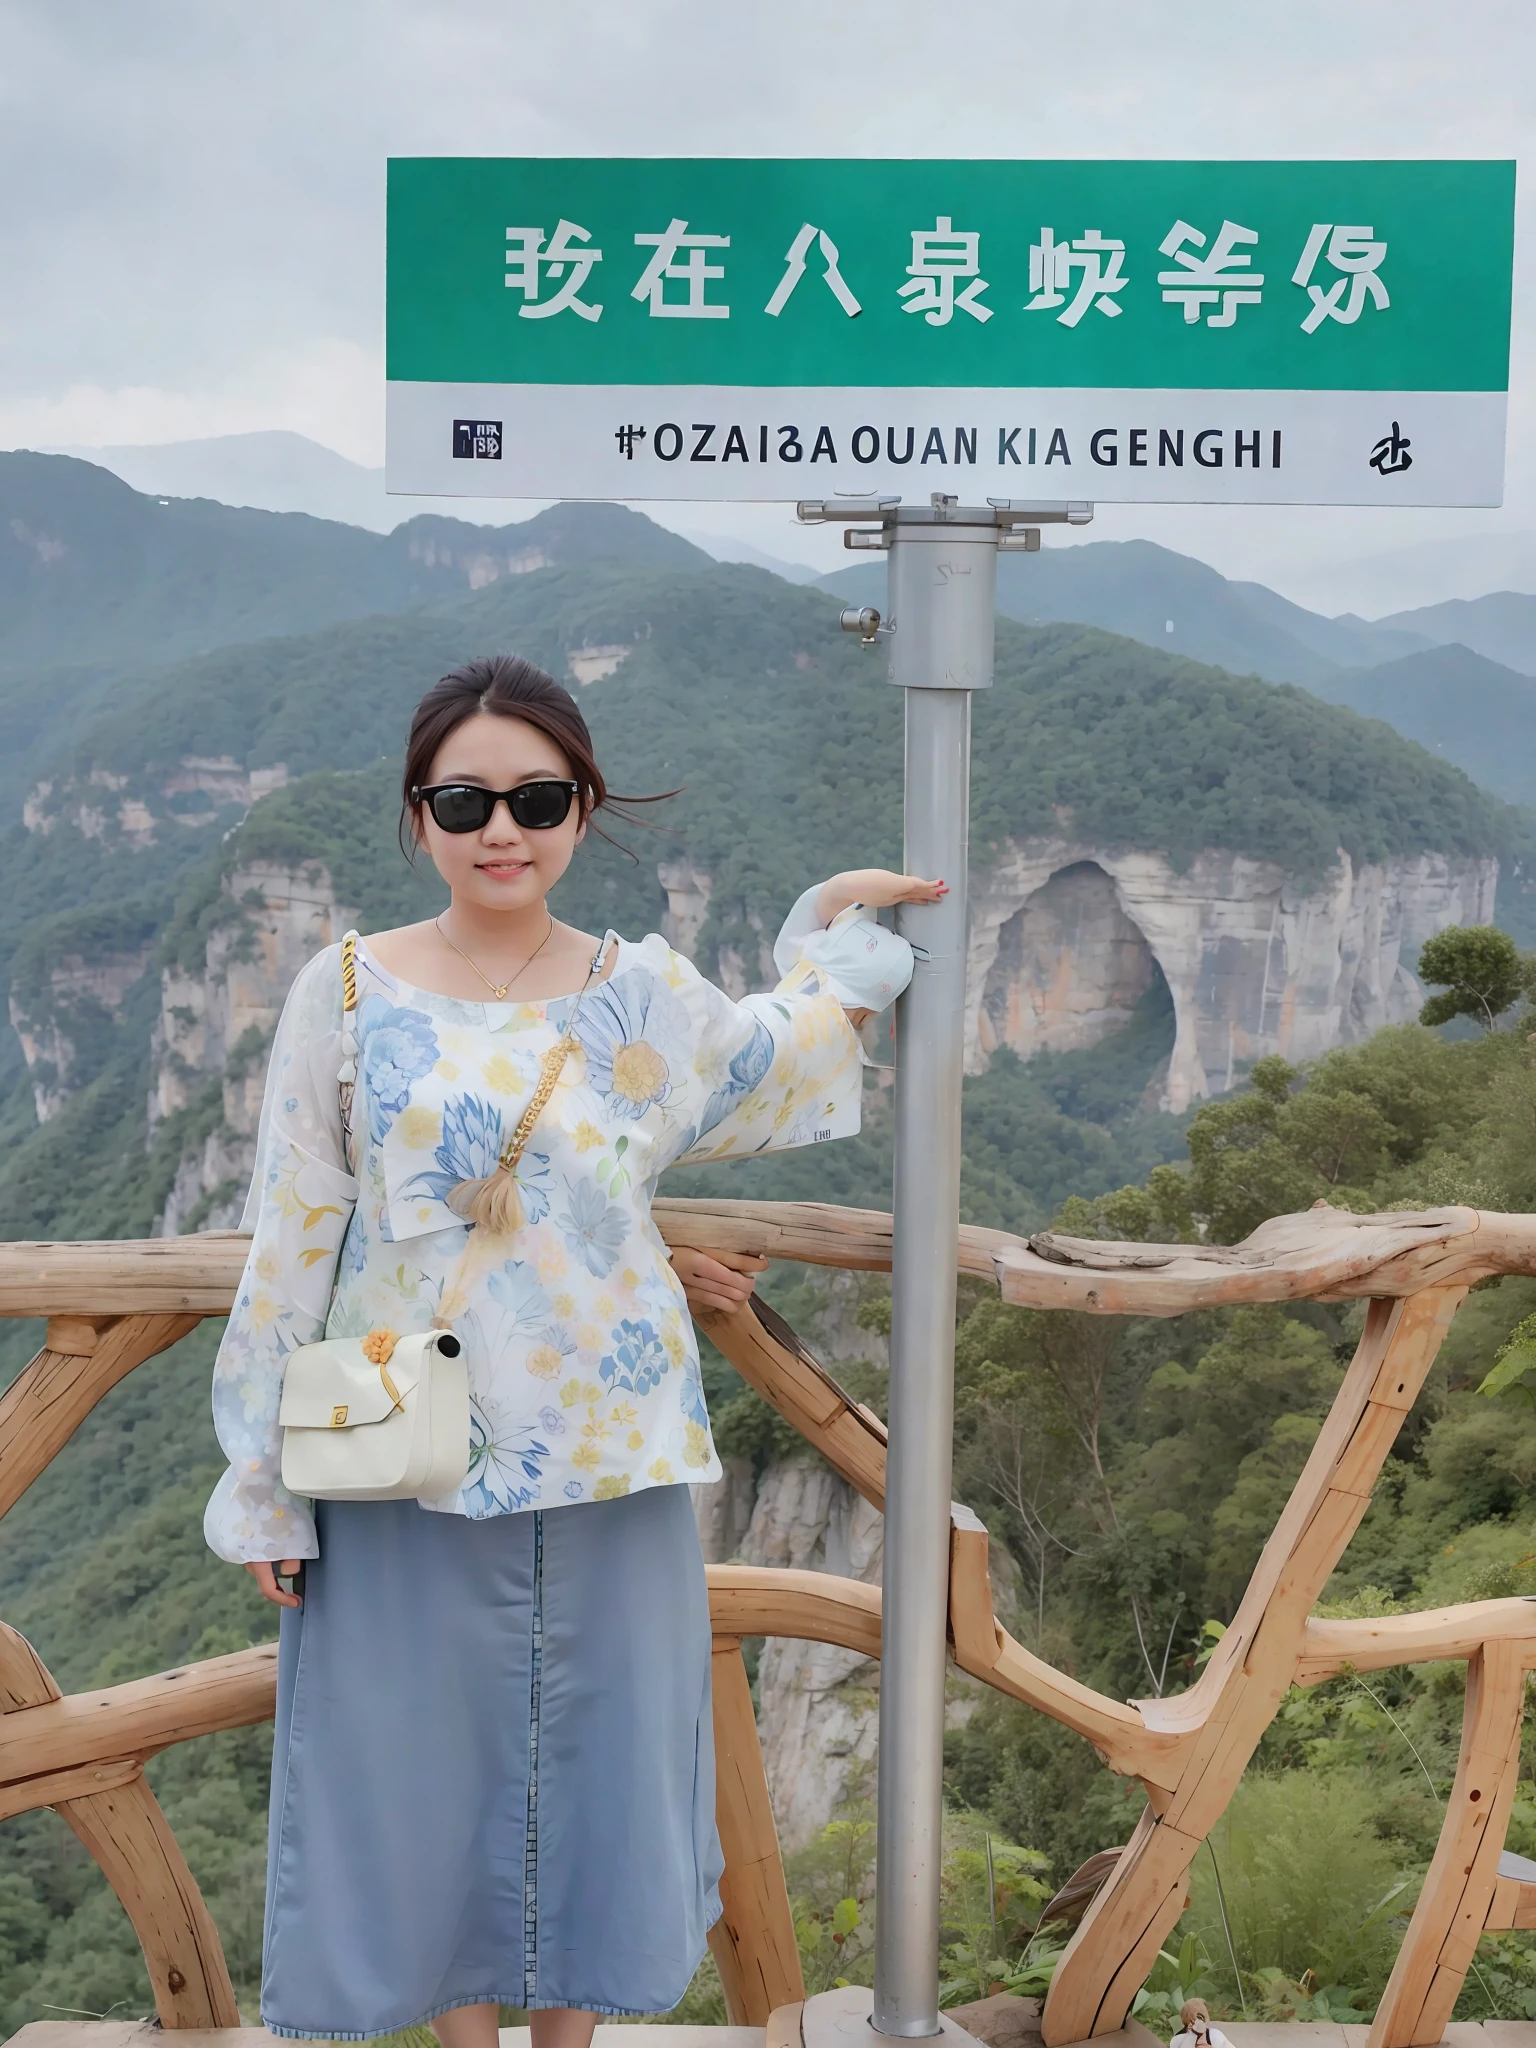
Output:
[203,945,359,1563]
[659,883,914,1168]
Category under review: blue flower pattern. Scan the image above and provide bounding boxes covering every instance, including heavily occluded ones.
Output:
[698,1017,775,1141]
[463,1395,551,1516]
[558,1179,627,1277]
[405,1093,504,1203]
[204,925,869,1560]
[600,1318,669,1397]
[358,997,439,1142]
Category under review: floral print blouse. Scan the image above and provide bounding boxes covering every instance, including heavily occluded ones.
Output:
[203,912,877,1563]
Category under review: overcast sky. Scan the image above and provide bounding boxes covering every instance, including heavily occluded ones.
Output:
[2,0,1533,605]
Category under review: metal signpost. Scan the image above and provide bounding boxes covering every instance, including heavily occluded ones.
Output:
[797,491,1090,2038]
[385,155,1515,2045]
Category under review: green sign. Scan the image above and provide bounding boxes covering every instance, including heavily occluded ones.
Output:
[386,157,1514,506]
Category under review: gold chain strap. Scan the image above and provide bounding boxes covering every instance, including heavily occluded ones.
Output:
[495,937,610,1175]
[339,931,360,1170]
[497,1031,576,1173]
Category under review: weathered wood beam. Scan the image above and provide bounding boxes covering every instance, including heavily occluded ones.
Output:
[999,1204,1536,1317]
[947,1507,1188,1793]
[0,1644,280,1787]
[696,1298,888,1511]
[1041,1287,1466,2046]
[0,1314,202,1519]
[0,1205,1005,1315]
[1297,1599,1536,1685]
[0,1621,60,1710]
[2,1202,1536,1324]
[707,1637,805,2024]
[657,1197,1012,1282]
[706,1565,882,1661]
[60,1780,242,2027]
[0,1239,248,1316]
[0,1622,240,2028]
[1369,1640,1527,2048]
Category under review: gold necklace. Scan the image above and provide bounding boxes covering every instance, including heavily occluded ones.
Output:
[434,913,556,1000]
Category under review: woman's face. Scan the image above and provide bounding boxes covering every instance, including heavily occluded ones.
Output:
[416,711,585,912]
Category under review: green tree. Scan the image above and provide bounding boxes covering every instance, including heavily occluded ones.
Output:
[1417,924,1534,1031]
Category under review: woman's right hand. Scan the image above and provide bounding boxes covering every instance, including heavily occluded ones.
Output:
[247,1559,304,1609]
[671,1246,768,1315]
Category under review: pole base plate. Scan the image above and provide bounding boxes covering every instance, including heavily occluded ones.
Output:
[790,1984,987,2048]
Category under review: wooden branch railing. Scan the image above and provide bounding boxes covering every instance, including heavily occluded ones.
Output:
[6,1201,1536,2043]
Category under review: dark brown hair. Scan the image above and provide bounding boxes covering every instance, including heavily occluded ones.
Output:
[399,652,669,861]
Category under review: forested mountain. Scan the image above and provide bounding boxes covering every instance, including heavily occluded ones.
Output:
[3,462,1536,2033]
[1378,590,1536,676]
[1295,642,1536,805]
[827,542,1536,805]
[0,452,710,678]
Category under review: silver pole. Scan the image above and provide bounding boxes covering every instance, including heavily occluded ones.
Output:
[874,510,995,2036]
[798,492,1091,2047]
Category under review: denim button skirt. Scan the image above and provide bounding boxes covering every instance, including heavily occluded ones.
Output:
[260,1485,724,2039]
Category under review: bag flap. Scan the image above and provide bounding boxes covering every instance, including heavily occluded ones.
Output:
[280,1333,434,1430]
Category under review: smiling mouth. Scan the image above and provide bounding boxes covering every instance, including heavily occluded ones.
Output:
[477,858,531,874]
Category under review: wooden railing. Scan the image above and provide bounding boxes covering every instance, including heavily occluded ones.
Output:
[3,1200,1536,2044]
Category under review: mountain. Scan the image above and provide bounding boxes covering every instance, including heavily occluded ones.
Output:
[0,452,710,679]
[822,542,1536,810]
[0,456,713,810]
[0,450,445,676]
[60,429,392,530]
[70,430,832,586]
[0,554,1518,1241]
[1295,643,1536,807]
[676,530,824,583]
[824,537,1433,688]
[1285,526,1536,619]
[1374,591,1536,677]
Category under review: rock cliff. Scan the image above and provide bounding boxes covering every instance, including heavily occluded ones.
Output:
[969,841,1496,1113]
[151,863,356,1235]
[693,1442,1014,1852]
[8,943,154,1123]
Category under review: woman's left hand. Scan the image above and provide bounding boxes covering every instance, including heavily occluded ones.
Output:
[671,1246,768,1315]
[816,869,947,921]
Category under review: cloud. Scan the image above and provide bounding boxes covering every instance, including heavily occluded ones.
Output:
[1,0,1532,603]
[0,341,383,464]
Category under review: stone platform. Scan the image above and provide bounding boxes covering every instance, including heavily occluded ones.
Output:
[10,2020,1536,2048]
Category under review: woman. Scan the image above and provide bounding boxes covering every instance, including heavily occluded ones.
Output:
[204,652,941,2046]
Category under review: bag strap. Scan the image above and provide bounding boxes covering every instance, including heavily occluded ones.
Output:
[496,934,612,1175]
[338,929,360,1174]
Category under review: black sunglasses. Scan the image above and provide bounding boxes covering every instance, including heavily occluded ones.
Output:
[412,779,580,834]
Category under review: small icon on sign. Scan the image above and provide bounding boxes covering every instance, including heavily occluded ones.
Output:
[1369,421,1412,476]
[453,419,502,460]
[614,424,647,460]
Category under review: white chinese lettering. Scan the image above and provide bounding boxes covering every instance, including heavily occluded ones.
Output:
[898,216,992,326]
[631,218,730,319]
[1292,223,1389,333]
[1157,219,1264,327]
[765,223,862,318]
[504,220,603,322]
[1025,227,1129,327]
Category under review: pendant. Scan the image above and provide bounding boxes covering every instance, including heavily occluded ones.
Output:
[491,984,509,999]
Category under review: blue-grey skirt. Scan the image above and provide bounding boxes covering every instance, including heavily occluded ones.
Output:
[261,1485,724,2039]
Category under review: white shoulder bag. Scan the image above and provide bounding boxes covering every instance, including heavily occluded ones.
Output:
[278,930,597,1504]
